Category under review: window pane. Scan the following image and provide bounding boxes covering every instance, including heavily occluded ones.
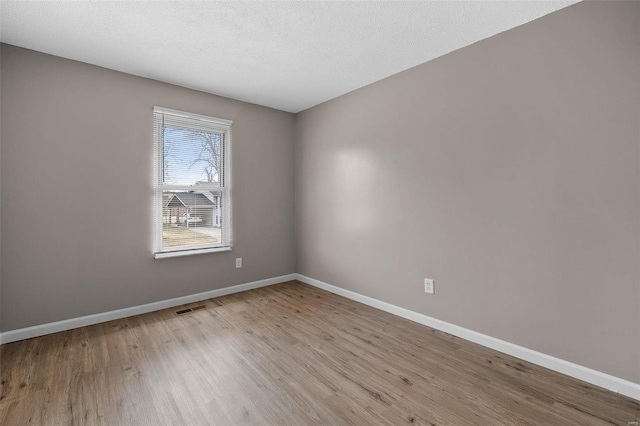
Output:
[162,190,223,249]
[163,127,223,186]
[154,107,232,256]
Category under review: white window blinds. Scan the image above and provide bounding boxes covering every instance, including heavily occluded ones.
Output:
[153,107,232,257]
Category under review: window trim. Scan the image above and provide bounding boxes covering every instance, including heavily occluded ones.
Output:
[154,246,232,260]
[153,107,233,259]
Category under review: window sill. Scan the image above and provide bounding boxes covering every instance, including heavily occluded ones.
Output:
[154,246,232,259]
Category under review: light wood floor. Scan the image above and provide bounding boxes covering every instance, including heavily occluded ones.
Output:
[1,281,638,425]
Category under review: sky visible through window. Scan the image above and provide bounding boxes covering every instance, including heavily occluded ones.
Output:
[163,127,222,186]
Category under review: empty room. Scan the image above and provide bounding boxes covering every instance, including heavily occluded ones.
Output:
[0,0,639,424]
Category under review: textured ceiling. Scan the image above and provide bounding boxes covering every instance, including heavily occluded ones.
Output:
[0,1,578,113]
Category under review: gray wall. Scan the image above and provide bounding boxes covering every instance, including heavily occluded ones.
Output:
[0,49,2,334]
[295,1,640,383]
[0,44,296,331]
[2,0,639,385]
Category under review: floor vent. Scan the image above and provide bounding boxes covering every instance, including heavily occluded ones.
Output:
[176,305,206,315]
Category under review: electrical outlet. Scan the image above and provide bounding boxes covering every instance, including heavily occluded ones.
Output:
[424,278,434,294]
[236,258,242,268]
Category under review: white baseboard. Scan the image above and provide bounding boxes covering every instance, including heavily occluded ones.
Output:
[2,272,638,401]
[295,273,640,401]
[0,274,297,345]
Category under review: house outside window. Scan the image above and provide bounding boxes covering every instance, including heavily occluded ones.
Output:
[153,107,232,258]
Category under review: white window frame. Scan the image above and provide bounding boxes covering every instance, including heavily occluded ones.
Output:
[153,107,233,259]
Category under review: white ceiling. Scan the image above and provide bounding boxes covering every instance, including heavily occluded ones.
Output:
[1,1,578,113]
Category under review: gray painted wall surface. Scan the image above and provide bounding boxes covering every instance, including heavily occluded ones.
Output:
[295,1,640,382]
[0,49,2,334]
[0,44,296,331]
[1,1,639,385]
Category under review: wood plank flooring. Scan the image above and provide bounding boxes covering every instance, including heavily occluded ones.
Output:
[1,281,638,425]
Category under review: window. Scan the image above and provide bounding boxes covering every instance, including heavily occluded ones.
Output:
[153,107,232,258]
